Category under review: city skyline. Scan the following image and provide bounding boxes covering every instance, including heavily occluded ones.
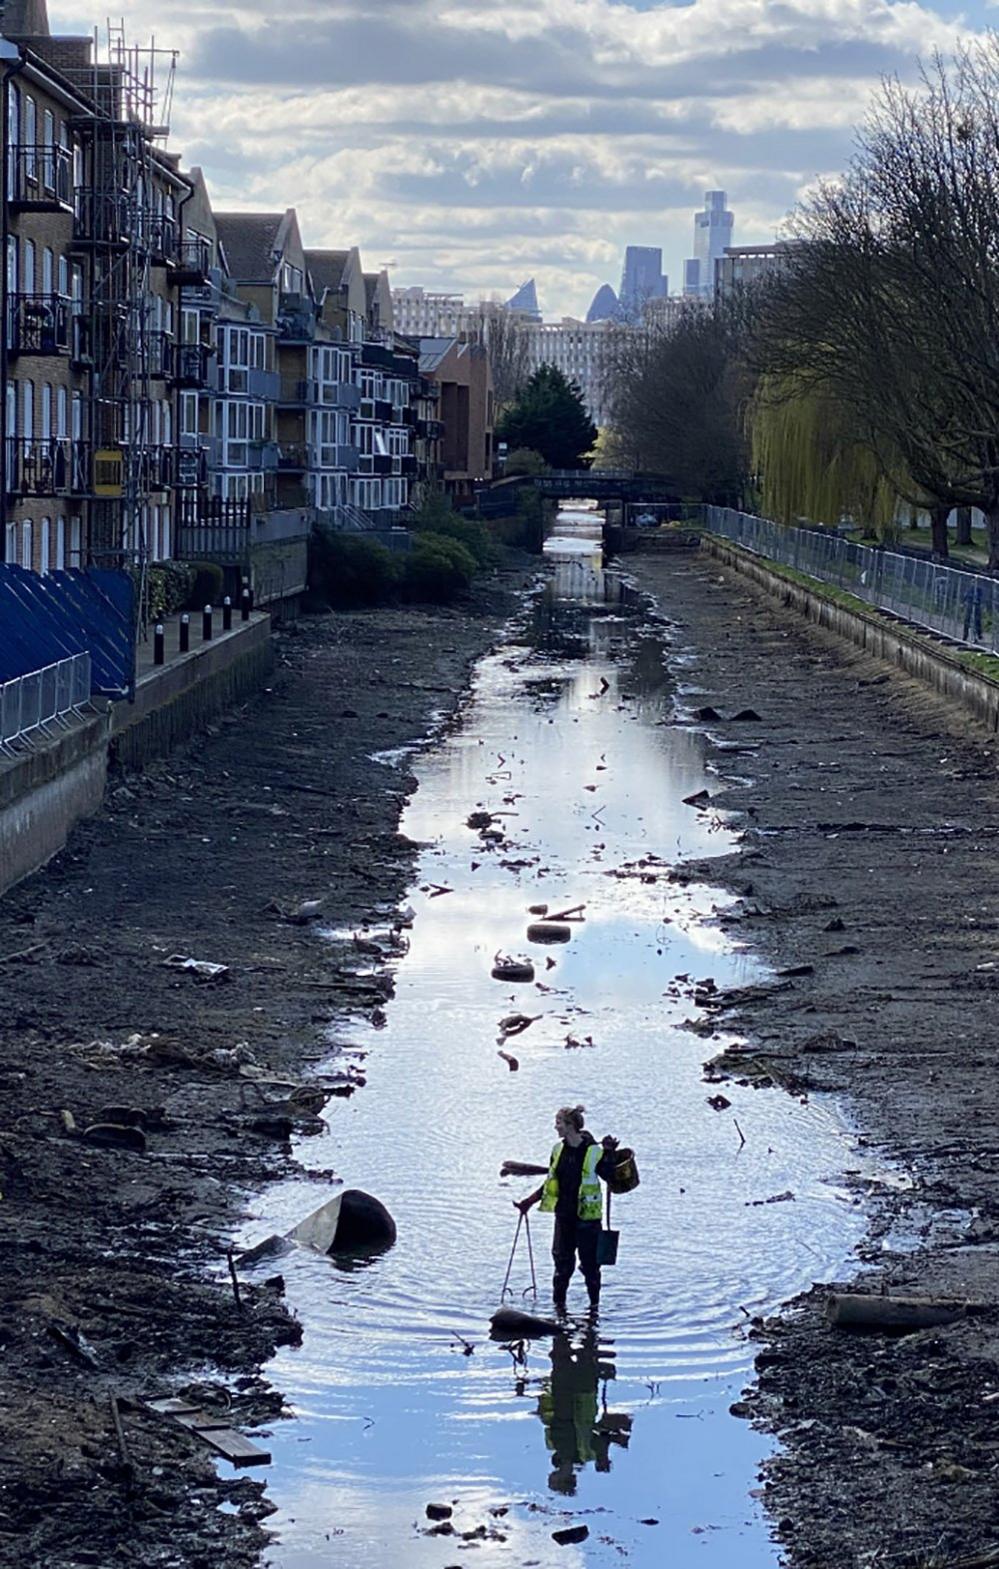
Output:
[49,0,988,321]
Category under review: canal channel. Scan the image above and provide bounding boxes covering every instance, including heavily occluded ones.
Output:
[236,506,872,1566]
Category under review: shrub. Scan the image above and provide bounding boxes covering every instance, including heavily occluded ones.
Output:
[503,446,549,477]
[310,527,400,608]
[401,533,477,602]
[144,561,196,621]
[189,563,225,609]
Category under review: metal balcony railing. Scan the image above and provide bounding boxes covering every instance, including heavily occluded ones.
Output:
[174,342,214,389]
[5,437,89,498]
[277,442,308,471]
[8,144,74,210]
[6,294,71,356]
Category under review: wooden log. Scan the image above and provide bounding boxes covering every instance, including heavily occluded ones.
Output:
[826,1293,972,1333]
[490,1306,564,1340]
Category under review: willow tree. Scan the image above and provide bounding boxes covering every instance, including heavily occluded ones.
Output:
[750,375,903,536]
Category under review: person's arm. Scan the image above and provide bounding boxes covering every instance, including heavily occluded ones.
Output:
[515,1184,544,1214]
[596,1135,619,1182]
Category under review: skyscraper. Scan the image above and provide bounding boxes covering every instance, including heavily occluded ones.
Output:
[683,191,734,297]
[506,279,542,321]
[618,245,668,322]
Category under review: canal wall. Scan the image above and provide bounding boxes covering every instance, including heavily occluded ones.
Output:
[1,615,274,897]
[703,535,999,731]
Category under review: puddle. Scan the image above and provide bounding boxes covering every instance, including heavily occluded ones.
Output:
[239,507,871,1566]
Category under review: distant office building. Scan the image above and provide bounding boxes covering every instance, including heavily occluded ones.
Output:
[506,279,542,321]
[523,318,618,427]
[642,293,709,335]
[618,246,667,322]
[714,242,799,297]
[586,283,620,324]
[684,191,734,298]
[392,287,479,337]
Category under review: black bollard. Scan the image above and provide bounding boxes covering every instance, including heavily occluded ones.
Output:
[202,604,213,642]
[154,623,165,666]
[240,587,250,623]
[223,595,232,631]
[246,581,254,613]
[179,613,190,654]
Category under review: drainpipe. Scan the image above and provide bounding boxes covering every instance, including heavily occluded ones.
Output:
[0,40,25,562]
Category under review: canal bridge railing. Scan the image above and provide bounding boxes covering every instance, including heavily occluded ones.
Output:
[704,506,999,654]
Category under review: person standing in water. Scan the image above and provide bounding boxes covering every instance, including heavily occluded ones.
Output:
[516,1106,618,1311]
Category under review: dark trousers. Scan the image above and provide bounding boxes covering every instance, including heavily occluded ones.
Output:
[552,1215,600,1304]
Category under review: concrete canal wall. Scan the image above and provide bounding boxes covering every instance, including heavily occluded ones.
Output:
[1,615,274,897]
[703,535,999,732]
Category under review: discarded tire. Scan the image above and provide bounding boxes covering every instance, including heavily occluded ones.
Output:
[492,960,535,982]
[526,922,572,944]
[331,1189,397,1253]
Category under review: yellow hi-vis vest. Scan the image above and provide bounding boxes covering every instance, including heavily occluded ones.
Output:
[540,1141,603,1221]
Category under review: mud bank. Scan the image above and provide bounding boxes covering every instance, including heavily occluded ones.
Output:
[0,573,529,1569]
[630,552,999,1568]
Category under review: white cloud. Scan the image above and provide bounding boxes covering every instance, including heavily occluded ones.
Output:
[47,0,983,317]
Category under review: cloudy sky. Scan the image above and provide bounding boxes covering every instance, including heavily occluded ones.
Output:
[49,0,988,319]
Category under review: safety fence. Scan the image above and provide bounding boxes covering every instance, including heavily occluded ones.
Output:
[704,507,999,654]
[0,652,92,754]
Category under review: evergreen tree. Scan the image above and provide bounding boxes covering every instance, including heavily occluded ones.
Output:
[496,365,597,470]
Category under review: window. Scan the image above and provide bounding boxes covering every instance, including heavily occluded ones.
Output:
[180,392,198,436]
[7,84,19,201]
[40,518,50,573]
[5,523,16,564]
[55,516,66,570]
[41,384,52,440]
[22,380,33,439]
[71,391,82,440]
[161,507,171,562]
[21,520,33,569]
[23,239,35,294]
[69,515,81,566]
[41,110,54,191]
[56,386,67,437]
[58,255,68,296]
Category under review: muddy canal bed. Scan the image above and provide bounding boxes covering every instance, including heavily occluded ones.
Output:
[239,548,871,1566]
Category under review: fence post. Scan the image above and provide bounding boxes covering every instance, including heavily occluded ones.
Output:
[179,613,190,654]
[154,623,165,666]
[202,605,213,642]
[241,587,250,622]
[223,595,232,632]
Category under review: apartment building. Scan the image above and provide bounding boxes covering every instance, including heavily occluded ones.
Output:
[1,4,202,573]
[523,319,618,428]
[418,338,493,505]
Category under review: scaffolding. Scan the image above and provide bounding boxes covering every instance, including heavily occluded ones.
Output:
[61,20,178,606]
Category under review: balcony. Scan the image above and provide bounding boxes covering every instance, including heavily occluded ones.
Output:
[278,293,315,343]
[358,452,393,476]
[6,294,71,357]
[71,314,92,366]
[278,442,308,471]
[8,145,74,212]
[374,399,393,423]
[71,191,132,251]
[360,342,395,371]
[150,213,178,265]
[417,418,445,439]
[174,342,215,390]
[147,331,175,380]
[400,454,418,476]
[316,381,361,410]
[139,446,174,494]
[278,377,317,407]
[247,440,280,473]
[5,437,88,498]
[170,235,212,286]
[317,443,360,473]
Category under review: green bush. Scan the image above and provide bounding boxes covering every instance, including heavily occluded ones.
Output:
[503,447,549,477]
[401,533,477,602]
[310,527,400,608]
[144,561,196,621]
[416,512,500,570]
[189,563,225,609]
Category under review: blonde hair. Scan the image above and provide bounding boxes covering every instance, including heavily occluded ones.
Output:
[557,1105,586,1132]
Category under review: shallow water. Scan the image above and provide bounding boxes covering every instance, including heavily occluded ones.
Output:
[239,516,870,1567]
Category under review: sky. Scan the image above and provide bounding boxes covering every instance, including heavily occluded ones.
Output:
[49,0,992,320]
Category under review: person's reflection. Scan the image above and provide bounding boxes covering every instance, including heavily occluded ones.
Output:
[537,1326,632,1495]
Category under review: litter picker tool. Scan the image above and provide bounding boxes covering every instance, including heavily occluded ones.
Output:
[500,1211,538,1300]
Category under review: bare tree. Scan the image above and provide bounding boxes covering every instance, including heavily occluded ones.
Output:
[754,41,999,562]
[469,305,532,410]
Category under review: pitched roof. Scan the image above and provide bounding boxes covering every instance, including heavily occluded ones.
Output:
[214,212,286,282]
[418,336,459,373]
[306,249,350,298]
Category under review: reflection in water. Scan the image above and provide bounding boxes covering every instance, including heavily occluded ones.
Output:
[537,1327,632,1496]
[239,500,873,1569]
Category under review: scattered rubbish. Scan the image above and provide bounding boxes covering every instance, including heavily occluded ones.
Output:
[824,916,846,932]
[82,1122,146,1153]
[163,955,231,982]
[146,1397,270,1468]
[733,1119,747,1150]
[489,1306,563,1339]
[500,1160,548,1178]
[449,1331,475,1357]
[706,1094,731,1111]
[267,898,325,926]
[492,954,535,983]
[424,883,453,899]
[682,790,712,809]
[692,706,723,722]
[498,1013,539,1037]
[549,903,586,922]
[552,1524,589,1546]
[48,1320,100,1368]
[747,1190,794,1207]
[426,1504,453,1521]
[527,922,572,944]
[289,1189,397,1256]
[826,1293,976,1333]
[776,963,814,978]
[564,1034,595,1050]
[497,1051,520,1071]
[731,708,762,722]
[528,903,549,916]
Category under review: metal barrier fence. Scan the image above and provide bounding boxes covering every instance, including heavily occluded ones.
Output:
[0,652,92,754]
[704,507,999,653]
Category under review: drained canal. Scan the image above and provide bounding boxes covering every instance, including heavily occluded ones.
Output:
[238,509,871,1566]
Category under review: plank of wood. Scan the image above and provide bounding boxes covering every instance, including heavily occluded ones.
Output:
[198,1428,271,1466]
[147,1398,202,1416]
